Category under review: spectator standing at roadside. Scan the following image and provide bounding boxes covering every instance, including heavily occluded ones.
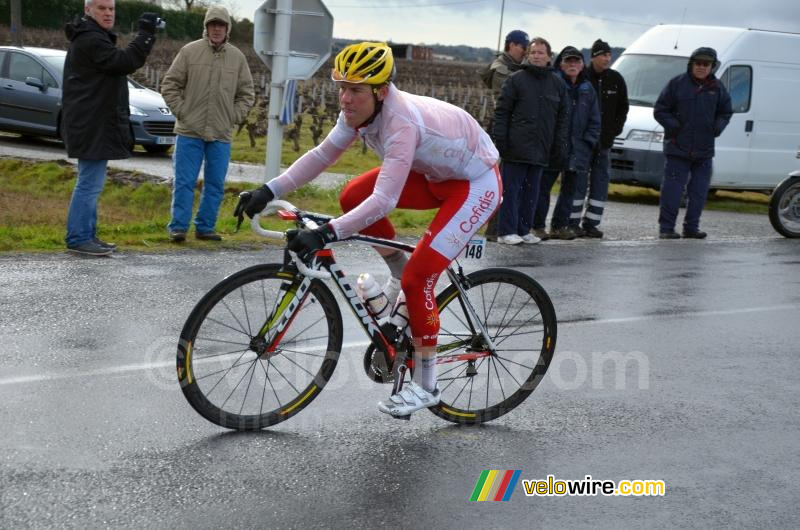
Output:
[62,0,157,256]
[491,37,568,245]
[533,46,600,240]
[654,47,732,239]
[162,5,254,242]
[577,39,629,238]
[481,29,529,241]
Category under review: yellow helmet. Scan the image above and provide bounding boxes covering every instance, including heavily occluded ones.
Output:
[332,42,395,85]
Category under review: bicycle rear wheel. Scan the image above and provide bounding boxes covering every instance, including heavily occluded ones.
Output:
[177,264,343,430]
[430,268,556,424]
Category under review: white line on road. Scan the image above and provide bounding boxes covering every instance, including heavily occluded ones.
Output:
[0,304,795,387]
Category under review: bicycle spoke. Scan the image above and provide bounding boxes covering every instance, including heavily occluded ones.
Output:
[203,316,251,339]
[239,286,253,337]
[239,358,259,415]
[194,346,251,361]
[220,299,250,337]
[220,359,257,410]
[261,359,283,409]
[491,357,507,402]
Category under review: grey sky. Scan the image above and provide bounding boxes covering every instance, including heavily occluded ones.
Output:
[231,0,799,50]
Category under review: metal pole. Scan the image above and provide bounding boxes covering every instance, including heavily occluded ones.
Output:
[264,0,292,182]
[496,0,505,52]
[10,0,22,47]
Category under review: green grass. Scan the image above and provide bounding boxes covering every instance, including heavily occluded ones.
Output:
[0,158,433,253]
[0,158,768,253]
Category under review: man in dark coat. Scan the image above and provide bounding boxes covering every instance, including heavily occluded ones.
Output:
[578,39,629,238]
[62,0,157,255]
[491,37,569,245]
[654,47,733,239]
[534,46,600,240]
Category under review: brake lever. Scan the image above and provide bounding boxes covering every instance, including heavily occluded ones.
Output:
[233,191,250,233]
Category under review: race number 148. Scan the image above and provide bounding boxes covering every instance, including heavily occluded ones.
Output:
[462,236,486,260]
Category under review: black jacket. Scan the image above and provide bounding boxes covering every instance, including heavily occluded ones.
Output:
[62,16,154,159]
[585,65,629,150]
[654,69,732,160]
[491,64,569,166]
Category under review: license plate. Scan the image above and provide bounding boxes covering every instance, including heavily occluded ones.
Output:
[156,136,176,145]
[462,236,486,260]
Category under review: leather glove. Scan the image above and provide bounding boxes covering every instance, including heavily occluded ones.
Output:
[287,223,337,262]
[137,12,159,34]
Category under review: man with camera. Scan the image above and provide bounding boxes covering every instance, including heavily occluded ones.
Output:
[162,5,255,243]
[62,0,158,256]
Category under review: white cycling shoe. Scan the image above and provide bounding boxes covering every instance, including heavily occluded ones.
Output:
[378,381,441,417]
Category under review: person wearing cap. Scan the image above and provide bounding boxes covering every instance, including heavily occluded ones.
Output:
[480,29,529,241]
[491,37,569,245]
[654,47,732,239]
[573,39,629,238]
[162,4,255,243]
[533,46,600,240]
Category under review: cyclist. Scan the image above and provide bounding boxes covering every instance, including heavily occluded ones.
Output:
[240,42,501,417]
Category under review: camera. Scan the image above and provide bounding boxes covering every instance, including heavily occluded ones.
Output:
[156,17,166,30]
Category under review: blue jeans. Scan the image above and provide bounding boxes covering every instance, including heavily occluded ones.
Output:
[577,148,610,228]
[550,170,581,229]
[65,159,108,247]
[658,156,713,232]
[533,169,559,230]
[497,161,544,236]
[168,135,231,234]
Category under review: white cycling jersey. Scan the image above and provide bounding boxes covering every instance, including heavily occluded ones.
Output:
[266,83,499,239]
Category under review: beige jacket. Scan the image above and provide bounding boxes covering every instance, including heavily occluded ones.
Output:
[160,6,255,142]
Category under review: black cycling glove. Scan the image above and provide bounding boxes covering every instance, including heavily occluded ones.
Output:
[287,223,337,261]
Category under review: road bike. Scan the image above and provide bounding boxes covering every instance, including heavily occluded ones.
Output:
[176,200,557,430]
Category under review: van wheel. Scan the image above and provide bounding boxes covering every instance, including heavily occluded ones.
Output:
[144,144,172,154]
[769,176,800,238]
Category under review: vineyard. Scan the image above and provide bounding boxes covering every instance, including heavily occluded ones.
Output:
[0,25,499,148]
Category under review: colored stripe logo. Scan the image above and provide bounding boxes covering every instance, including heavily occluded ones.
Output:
[470,470,521,501]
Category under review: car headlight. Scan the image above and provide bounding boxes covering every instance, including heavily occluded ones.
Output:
[129,105,148,116]
[626,130,663,143]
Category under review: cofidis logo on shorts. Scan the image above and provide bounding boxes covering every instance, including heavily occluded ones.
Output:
[469,470,522,501]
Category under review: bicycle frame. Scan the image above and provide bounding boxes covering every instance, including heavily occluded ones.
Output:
[252,228,497,387]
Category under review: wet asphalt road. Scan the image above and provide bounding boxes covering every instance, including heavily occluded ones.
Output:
[1,225,799,528]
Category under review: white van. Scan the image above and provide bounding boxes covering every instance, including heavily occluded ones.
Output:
[609,24,800,191]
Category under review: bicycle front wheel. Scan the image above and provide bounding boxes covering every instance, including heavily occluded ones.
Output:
[177,264,343,430]
[430,268,556,424]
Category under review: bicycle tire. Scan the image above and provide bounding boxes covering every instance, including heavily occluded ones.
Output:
[177,264,343,430]
[430,268,556,424]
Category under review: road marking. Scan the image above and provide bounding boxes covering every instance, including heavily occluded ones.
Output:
[0,304,794,387]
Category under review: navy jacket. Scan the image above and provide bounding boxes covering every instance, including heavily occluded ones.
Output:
[557,70,600,172]
[62,16,154,159]
[492,63,569,166]
[654,71,732,160]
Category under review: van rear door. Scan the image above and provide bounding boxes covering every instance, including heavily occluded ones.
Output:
[745,61,800,189]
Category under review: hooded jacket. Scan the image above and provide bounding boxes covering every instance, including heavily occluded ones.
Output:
[481,52,524,97]
[62,16,154,159]
[654,51,733,159]
[160,6,255,142]
[491,63,569,166]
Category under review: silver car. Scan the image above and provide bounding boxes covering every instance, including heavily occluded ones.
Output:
[0,46,176,153]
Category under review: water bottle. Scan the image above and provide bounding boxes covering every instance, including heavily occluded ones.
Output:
[389,291,409,329]
[356,273,391,319]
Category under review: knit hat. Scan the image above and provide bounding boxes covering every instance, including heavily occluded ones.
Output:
[591,39,611,57]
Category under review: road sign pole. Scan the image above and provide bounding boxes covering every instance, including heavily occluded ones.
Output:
[264,0,292,181]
